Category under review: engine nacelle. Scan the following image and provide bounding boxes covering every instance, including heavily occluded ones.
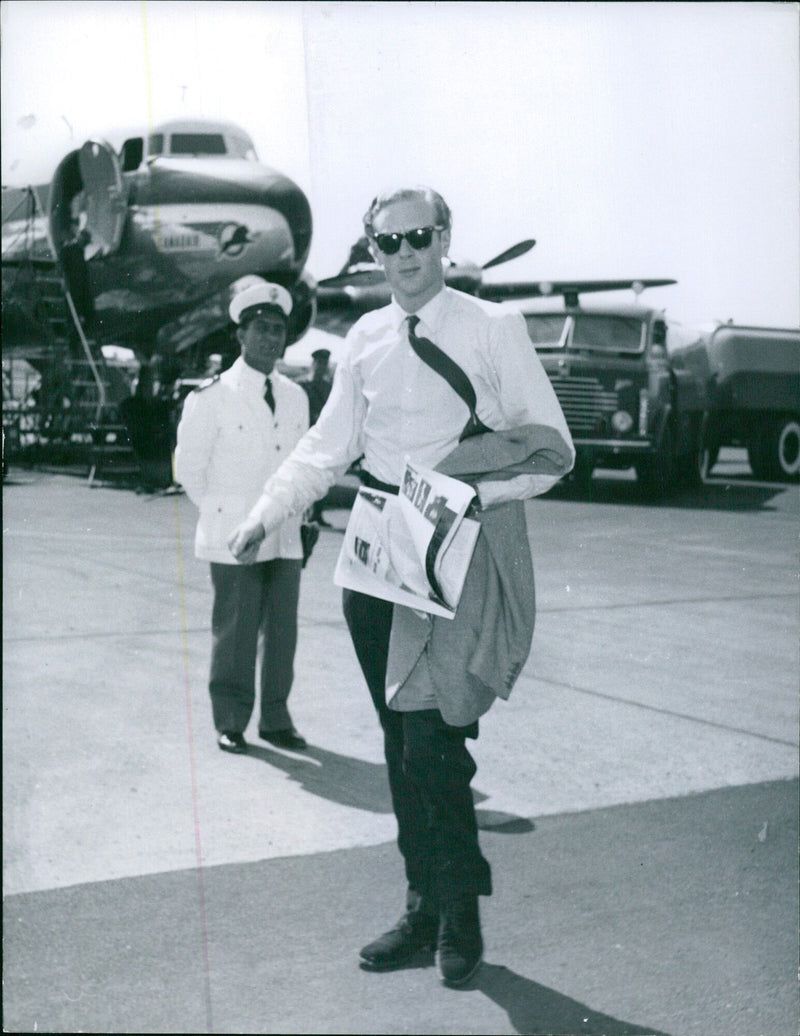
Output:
[286,270,317,347]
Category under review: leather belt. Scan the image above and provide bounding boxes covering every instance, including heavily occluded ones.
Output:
[359,470,400,496]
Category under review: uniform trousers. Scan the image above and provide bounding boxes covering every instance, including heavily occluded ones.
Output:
[209,559,301,734]
[343,588,492,911]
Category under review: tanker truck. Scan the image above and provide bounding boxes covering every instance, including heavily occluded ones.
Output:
[519,296,799,493]
[703,324,800,482]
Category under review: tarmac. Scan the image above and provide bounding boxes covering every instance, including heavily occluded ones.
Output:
[2,455,799,1035]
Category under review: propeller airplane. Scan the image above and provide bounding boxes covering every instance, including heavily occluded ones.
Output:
[1,115,675,461]
[315,233,675,337]
[2,118,315,360]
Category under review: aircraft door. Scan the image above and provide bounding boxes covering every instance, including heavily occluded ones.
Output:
[77,140,128,256]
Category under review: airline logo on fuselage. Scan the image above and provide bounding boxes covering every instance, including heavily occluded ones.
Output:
[159,232,203,251]
[218,223,253,258]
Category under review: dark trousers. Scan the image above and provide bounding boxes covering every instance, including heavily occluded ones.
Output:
[209,559,301,734]
[343,589,492,910]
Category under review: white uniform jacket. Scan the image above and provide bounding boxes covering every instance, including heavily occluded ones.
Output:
[175,357,309,564]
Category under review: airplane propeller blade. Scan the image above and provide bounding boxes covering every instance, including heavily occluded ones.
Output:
[481,239,536,270]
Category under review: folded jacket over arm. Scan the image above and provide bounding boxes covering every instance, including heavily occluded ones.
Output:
[386,424,572,726]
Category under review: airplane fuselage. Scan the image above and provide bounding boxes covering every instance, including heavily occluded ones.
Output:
[3,119,314,356]
[81,158,311,345]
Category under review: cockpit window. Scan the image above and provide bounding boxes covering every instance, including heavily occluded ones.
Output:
[143,129,258,160]
[169,133,227,155]
[229,136,258,160]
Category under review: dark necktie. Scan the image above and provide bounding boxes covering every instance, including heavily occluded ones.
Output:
[264,377,275,414]
[406,315,490,440]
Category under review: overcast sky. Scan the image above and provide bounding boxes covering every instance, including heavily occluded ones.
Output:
[2,1,798,329]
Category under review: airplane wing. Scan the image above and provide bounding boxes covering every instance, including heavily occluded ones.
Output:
[314,276,679,338]
[478,278,677,303]
[313,298,365,337]
[313,237,541,336]
[314,281,392,338]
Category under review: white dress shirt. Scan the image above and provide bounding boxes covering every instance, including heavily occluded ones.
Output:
[249,287,574,533]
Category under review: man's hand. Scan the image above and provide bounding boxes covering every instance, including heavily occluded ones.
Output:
[228,516,266,564]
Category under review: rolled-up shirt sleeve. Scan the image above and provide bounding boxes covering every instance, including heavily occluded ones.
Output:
[248,342,367,532]
[478,309,574,505]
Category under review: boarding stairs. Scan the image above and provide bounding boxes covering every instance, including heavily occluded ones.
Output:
[2,233,137,478]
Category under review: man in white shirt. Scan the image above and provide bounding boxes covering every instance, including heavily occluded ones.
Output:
[229,188,574,985]
[175,280,309,755]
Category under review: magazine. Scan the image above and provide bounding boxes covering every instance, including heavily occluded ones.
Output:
[333,457,481,618]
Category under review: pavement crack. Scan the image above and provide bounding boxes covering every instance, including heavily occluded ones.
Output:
[543,591,796,614]
[535,675,799,748]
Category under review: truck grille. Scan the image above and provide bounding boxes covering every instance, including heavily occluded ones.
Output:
[548,375,620,435]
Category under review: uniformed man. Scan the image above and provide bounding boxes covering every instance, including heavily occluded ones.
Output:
[175,279,310,753]
[301,347,335,525]
[302,348,334,426]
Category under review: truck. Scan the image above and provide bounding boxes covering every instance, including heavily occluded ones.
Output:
[519,299,799,492]
[703,324,800,482]
[520,300,712,494]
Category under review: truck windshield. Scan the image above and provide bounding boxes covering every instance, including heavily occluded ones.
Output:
[524,314,568,349]
[524,313,645,353]
[570,314,646,354]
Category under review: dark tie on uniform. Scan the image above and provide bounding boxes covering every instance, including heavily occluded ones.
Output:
[406,315,490,440]
[264,377,275,414]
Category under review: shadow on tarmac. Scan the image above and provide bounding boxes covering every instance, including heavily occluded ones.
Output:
[243,743,534,831]
[6,461,790,513]
[552,473,790,512]
[245,743,393,813]
[473,963,670,1036]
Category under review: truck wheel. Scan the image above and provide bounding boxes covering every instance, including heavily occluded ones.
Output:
[776,418,800,480]
[694,442,720,482]
[684,421,713,487]
[748,416,800,481]
[636,423,675,498]
[571,457,594,493]
[747,435,769,479]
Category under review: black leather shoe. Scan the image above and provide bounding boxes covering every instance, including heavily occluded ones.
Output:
[217,731,247,754]
[437,897,483,986]
[258,727,307,750]
[359,911,439,971]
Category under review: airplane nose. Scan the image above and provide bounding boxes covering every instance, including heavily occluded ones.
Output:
[141,161,313,269]
[262,173,312,267]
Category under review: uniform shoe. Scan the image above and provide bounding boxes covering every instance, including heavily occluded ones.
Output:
[359,909,439,971]
[258,726,307,750]
[437,896,483,986]
[217,731,247,754]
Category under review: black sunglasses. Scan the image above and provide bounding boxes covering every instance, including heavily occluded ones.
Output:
[372,225,444,255]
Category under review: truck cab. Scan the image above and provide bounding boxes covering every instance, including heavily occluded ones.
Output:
[520,300,710,494]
